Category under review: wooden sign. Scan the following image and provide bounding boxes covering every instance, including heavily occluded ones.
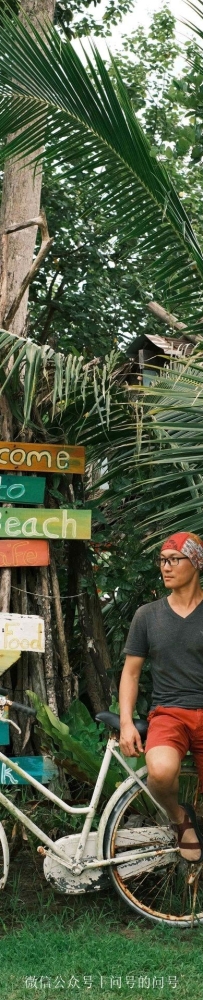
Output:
[0,723,9,745]
[0,540,50,567]
[0,508,91,540]
[0,442,85,474]
[0,474,45,505]
[0,650,20,674]
[0,614,45,652]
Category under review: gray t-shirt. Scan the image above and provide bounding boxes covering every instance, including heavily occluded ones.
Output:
[124,596,203,709]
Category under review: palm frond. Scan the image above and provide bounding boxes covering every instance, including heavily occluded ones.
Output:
[0,13,203,324]
[0,329,117,427]
[129,357,203,544]
[66,348,203,546]
[184,1,203,43]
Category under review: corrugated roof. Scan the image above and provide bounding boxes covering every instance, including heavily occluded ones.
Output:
[144,333,192,357]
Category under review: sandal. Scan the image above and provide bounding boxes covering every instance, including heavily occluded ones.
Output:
[172,803,203,862]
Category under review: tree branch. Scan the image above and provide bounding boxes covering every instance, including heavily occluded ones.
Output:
[3,215,44,235]
[3,209,53,330]
[147,300,187,331]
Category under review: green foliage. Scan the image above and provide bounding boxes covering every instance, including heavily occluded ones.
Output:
[55,0,134,39]
[61,697,106,751]
[2,1,203,720]
[25,8,203,352]
[29,164,141,354]
[2,7,203,359]
[0,329,118,426]
[0,11,203,333]
[182,3,203,165]
[28,693,144,797]
[110,9,203,250]
[0,0,134,37]
[0,0,18,17]
[130,357,203,545]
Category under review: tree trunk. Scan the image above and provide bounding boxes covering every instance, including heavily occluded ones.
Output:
[49,553,72,711]
[0,0,113,738]
[0,0,57,723]
[0,0,56,337]
[72,541,112,711]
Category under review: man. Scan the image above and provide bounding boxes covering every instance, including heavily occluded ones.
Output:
[119,531,203,862]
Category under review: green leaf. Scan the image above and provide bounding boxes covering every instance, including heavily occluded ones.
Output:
[0,11,203,326]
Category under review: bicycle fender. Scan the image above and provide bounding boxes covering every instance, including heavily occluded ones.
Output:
[97,765,147,862]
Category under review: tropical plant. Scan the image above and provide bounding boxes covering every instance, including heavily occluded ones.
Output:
[1,2,203,732]
[24,7,203,359]
[0,9,203,334]
[29,692,144,797]
[183,2,203,164]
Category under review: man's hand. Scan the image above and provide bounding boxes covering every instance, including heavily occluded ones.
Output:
[120,721,143,757]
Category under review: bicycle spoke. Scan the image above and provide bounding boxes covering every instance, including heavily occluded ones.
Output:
[104,769,203,925]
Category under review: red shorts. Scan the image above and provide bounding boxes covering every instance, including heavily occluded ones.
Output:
[145,706,203,791]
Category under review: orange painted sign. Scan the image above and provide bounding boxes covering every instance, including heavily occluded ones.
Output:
[0,442,85,474]
[0,540,50,567]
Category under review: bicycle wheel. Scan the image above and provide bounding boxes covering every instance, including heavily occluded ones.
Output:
[0,821,9,889]
[103,765,203,927]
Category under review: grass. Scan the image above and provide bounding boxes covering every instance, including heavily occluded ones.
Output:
[1,852,203,1000]
[1,791,203,1000]
[1,905,203,1000]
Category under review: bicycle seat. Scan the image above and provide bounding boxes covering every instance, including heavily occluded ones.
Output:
[95,712,148,740]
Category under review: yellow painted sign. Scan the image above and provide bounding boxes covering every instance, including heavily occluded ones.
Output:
[0,508,91,540]
[0,614,45,652]
[0,651,20,675]
[0,442,85,475]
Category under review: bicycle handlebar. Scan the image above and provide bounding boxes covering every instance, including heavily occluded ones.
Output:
[0,690,36,716]
[10,701,36,716]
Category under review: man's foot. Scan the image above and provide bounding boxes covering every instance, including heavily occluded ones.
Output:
[173,804,203,863]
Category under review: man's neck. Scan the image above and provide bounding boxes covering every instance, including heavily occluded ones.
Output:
[167,580,203,612]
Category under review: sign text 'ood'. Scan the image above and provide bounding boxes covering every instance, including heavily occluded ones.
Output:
[0,614,45,652]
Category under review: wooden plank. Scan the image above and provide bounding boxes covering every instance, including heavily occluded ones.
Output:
[0,442,85,474]
[0,474,45,504]
[0,757,58,785]
[0,613,45,652]
[0,508,91,540]
[0,540,50,567]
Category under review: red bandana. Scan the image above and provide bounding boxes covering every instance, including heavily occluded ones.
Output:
[161,532,203,569]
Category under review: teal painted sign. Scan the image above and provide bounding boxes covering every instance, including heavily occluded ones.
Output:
[0,475,45,505]
[0,756,58,784]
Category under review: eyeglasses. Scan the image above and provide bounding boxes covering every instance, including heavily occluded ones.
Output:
[157,556,189,568]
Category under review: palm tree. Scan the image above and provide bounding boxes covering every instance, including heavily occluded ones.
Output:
[1,6,203,727]
[0,8,203,335]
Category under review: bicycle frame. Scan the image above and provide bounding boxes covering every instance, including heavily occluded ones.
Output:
[0,740,171,879]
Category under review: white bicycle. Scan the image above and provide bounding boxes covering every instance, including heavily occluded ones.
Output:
[0,699,202,928]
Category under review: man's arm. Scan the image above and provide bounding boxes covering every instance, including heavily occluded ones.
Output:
[119,654,145,756]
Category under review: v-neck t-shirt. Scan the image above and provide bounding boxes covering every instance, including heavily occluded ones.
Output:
[123,596,203,709]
